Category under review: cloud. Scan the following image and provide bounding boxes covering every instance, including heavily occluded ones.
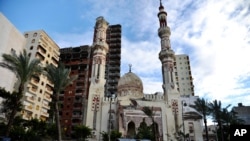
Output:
[50,0,250,107]
[170,0,250,106]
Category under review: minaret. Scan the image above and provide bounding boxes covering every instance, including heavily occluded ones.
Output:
[86,16,109,139]
[157,1,182,140]
[158,0,178,100]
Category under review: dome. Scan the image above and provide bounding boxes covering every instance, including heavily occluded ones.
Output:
[117,71,143,99]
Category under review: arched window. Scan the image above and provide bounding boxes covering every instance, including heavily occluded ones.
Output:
[30,46,33,50]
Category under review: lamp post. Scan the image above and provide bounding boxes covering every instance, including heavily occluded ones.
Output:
[182,100,187,141]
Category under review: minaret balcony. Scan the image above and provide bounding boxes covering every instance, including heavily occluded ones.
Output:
[158,26,171,37]
[93,42,109,52]
[159,49,175,59]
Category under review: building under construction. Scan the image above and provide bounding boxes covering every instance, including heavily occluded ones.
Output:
[59,24,121,135]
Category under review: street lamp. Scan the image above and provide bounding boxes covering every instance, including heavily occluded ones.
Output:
[182,100,187,141]
[107,93,115,141]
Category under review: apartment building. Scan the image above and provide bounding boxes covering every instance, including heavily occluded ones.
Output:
[105,24,121,95]
[22,30,60,121]
[232,103,250,125]
[59,46,92,135]
[174,54,195,96]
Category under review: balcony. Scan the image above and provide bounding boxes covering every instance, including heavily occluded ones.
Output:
[72,114,83,118]
[35,52,45,60]
[73,106,82,110]
[41,111,49,117]
[43,103,50,109]
[76,86,84,90]
[37,45,47,54]
[75,92,83,96]
[52,57,58,66]
[31,78,39,85]
[47,79,54,86]
[44,94,52,102]
[29,86,38,93]
[24,105,33,111]
[46,85,53,93]
[23,113,32,120]
[26,96,35,103]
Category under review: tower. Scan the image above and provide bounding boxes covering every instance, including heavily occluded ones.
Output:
[158,1,178,101]
[86,16,109,139]
[157,1,183,140]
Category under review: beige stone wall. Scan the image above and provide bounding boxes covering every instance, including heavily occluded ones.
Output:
[0,13,26,92]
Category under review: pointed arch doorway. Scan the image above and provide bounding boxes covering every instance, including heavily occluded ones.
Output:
[127,121,136,138]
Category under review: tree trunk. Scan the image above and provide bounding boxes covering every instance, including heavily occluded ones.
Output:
[218,121,224,141]
[151,118,156,141]
[204,118,209,141]
[5,85,23,136]
[55,95,62,141]
[5,108,17,136]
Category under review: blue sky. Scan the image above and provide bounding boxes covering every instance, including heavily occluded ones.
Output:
[1,0,250,109]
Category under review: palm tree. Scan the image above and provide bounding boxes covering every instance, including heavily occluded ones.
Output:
[0,49,43,136]
[45,62,77,141]
[190,98,210,141]
[209,100,229,141]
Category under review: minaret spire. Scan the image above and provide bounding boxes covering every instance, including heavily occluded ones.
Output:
[158,0,167,28]
[159,0,163,7]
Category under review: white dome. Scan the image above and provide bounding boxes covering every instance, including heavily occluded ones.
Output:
[117,71,143,99]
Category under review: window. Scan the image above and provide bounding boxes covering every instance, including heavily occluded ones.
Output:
[25,34,28,38]
[11,48,16,55]
[33,33,37,37]
[38,97,41,102]
[31,39,35,43]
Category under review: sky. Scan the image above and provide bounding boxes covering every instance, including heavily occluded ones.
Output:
[1,0,250,109]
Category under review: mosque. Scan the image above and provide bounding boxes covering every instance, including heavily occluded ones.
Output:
[84,1,204,141]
